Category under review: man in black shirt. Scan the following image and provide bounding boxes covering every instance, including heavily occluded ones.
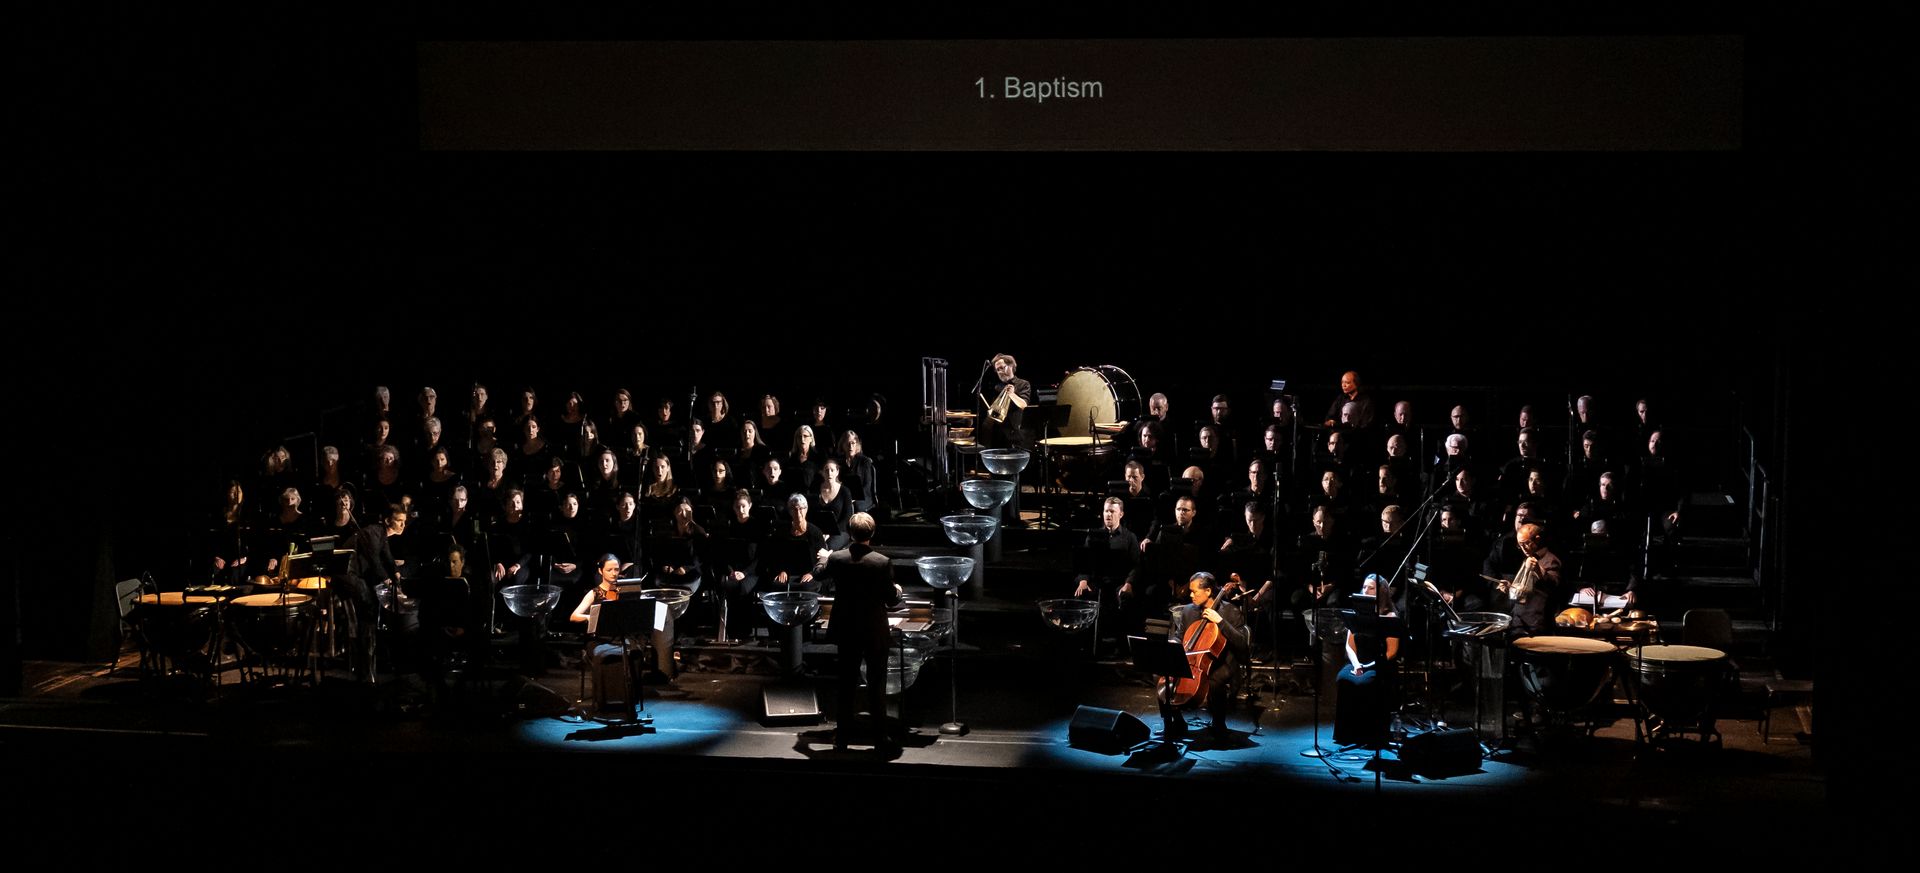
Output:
[343,503,408,684]
[1074,497,1141,645]
[980,353,1034,450]
[1322,370,1376,431]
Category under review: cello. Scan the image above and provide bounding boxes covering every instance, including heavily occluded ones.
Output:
[1168,573,1241,707]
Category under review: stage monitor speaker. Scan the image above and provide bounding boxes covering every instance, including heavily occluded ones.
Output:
[1398,728,1481,776]
[762,683,822,724]
[1068,704,1151,755]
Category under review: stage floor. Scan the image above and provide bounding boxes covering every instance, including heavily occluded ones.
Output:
[5,640,1823,855]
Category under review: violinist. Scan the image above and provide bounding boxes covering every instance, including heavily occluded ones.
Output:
[570,554,677,685]
[1156,572,1249,742]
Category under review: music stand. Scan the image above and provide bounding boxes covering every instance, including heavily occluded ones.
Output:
[593,596,667,725]
[1338,598,1407,638]
[1338,598,1408,772]
[1127,634,1195,744]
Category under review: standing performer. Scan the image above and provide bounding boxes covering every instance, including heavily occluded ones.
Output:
[827,513,903,748]
[978,353,1033,450]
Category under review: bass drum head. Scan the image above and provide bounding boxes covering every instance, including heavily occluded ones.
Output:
[1056,365,1141,437]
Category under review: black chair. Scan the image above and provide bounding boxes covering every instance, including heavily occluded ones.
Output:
[108,577,147,678]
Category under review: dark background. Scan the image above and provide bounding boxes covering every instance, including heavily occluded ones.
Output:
[9,1,1883,797]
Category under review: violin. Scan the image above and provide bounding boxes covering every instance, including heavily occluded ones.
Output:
[1168,573,1240,707]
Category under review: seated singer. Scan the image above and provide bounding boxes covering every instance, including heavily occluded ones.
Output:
[979,353,1033,450]
[1334,574,1402,749]
[1157,572,1249,742]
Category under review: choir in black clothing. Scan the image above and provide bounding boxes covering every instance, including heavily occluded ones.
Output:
[207,369,1685,738]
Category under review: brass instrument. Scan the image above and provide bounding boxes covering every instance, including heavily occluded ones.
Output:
[982,385,1012,424]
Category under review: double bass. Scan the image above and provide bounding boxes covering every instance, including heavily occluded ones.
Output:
[1167,573,1241,707]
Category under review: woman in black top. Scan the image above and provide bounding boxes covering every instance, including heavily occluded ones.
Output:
[585,448,624,525]
[813,458,854,550]
[737,420,772,472]
[649,497,707,600]
[419,445,463,524]
[316,487,361,543]
[700,459,739,517]
[703,392,741,451]
[311,445,347,511]
[490,487,534,594]
[206,480,250,586]
[711,489,766,640]
[555,392,589,463]
[1334,574,1402,748]
[786,425,824,495]
[641,453,681,523]
[684,420,713,478]
[836,430,881,514]
[618,423,653,489]
[607,388,642,441]
[758,394,789,452]
[512,416,553,488]
[762,493,828,592]
[756,456,796,512]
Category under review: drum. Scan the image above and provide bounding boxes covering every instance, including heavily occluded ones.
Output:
[1629,644,1728,738]
[137,592,218,607]
[291,576,328,591]
[135,595,217,667]
[1055,366,1141,438]
[230,593,315,661]
[1512,635,1619,716]
[1037,435,1115,492]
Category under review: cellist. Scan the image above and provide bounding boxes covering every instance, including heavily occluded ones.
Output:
[1157,572,1250,742]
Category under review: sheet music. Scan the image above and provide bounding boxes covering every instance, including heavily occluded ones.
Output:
[1569,591,1629,610]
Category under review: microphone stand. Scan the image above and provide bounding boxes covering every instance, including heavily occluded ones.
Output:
[1565,395,1576,472]
[1287,395,1301,486]
[969,360,993,449]
[686,385,699,476]
[1299,592,1346,779]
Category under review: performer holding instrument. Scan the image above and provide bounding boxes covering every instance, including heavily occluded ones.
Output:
[977,353,1033,450]
[1156,572,1249,741]
[1489,522,1563,638]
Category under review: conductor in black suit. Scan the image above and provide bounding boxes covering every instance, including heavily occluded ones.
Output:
[827,512,903,746]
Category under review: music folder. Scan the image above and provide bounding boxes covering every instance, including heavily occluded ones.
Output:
[589,597,666,637]
[1127,634,1194,680]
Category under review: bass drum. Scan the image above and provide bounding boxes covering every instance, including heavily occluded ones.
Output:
[1055,365,1141,438]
